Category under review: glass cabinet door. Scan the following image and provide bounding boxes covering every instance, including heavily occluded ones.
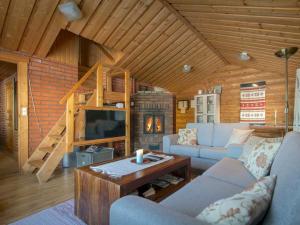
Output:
[207,95,215,114]
[207,115,215,123]
[196,96,204,113]
[196,114,204,123]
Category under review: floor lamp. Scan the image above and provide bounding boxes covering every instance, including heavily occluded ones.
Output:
[275,47,298,133]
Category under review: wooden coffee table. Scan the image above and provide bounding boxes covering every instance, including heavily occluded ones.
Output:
[74,152,191,225]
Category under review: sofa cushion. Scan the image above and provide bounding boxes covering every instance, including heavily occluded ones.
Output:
[244,138,282,179]
[263,132,300,225]
[160,176,243,217]
[203,158,256,188]
[199,147,228,161]
[212,123,249,147]
[187,123,214,146]
[170,145,202,158]
[196,175,276,225]
[177,128,197,145]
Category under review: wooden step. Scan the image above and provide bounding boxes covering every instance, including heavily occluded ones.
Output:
[29,160,44,169]
[49,135,62,140]
[39,146,53,153]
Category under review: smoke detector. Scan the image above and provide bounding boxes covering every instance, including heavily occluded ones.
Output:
[240,52,250,61]
[58,1,82,21]
[182,64,192,73]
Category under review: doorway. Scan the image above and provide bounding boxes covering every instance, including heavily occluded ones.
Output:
[0,60,18,177]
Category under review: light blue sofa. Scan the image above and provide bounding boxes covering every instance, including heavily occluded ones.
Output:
[163,123,249,170]
[110,132,300,225]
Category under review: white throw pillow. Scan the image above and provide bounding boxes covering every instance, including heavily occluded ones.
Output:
[177,128,197,145]
[225,128,254,148]
[239,136,265,163]
[196,175,277,225]
[244,138,282,179]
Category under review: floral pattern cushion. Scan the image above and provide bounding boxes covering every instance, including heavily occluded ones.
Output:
[239,136,265,164]
[196,175,277,225]
[244,138,282,179]
[177,128,197,145]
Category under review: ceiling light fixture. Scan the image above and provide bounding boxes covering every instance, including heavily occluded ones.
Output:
[182,64,192,73]
[240,52,250,61]
[58,1,82,22]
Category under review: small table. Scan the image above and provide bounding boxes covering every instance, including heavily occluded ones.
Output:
[74,152,191,225]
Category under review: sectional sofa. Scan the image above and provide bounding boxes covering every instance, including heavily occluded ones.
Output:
[163,123,249,170]
[110,131,300,225]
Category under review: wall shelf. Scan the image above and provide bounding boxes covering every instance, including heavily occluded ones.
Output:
[74,136,126,146]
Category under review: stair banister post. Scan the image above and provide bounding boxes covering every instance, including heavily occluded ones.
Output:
[96,64,104,107]
[125,70,131,156]
[66,93,75,152]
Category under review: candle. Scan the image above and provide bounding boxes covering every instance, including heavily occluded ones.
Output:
[136,149,144,164]
[274,110,277,126]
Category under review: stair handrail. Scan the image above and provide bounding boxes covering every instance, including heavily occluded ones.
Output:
[59,61,101,104]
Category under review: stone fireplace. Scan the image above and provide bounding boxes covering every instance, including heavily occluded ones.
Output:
[133,91,175,151]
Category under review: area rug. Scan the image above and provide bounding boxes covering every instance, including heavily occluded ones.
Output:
[10,199,86,225]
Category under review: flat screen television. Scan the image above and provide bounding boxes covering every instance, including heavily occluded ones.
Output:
[85,110,125,140]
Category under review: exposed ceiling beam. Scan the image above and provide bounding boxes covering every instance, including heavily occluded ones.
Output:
[159,0,229,64]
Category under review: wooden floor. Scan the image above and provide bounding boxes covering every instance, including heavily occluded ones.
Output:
[0,163,202,225]
[0,149,19,179]
[0,168,74,225]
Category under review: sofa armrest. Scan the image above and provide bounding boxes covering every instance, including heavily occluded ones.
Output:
[110,196,207,225]
[226,144,244,159]
[163,134,179,154]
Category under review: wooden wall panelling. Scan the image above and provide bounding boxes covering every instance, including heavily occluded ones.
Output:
[17,62,29,170]
[167,0,300,80]
[177,65,296,127]
[34,0,81,57]
[104,0,154,48]
[67,0,103,35]
[146,42,205,84]
[94,0,139,44]
[113,1,164,50]
[18,0,60,54]
[137,33,197,81]
[133,28,192,78]
[46,30,80,66]
[117,11,176,67]
[158,0,228,64]
[125,20,185,71]
[0,61,17,82]
[0,0,36,50]
[79,0,121,39]
[0,0,10,34]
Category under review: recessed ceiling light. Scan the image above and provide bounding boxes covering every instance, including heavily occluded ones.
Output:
[240,52,250,61]
[183,64,192,73]
[58,1,82,22]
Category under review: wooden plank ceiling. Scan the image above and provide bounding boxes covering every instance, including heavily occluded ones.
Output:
[0,61,16,82]
[0,0,226,93]
[0,0,299,93]
[167,0,300,81]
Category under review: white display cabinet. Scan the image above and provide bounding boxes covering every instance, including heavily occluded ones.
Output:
[194,94,220,123]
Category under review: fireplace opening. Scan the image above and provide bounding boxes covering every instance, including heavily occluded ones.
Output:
[144,114,164,134]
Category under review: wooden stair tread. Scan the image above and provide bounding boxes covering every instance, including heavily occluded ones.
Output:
[29,160,44,169]
[49,135,62,139]
[39,146,53,153]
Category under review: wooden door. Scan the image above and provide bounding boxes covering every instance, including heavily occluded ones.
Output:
[5,78,14,151]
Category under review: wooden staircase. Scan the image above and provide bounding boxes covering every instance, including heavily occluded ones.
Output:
[23,62,131,183]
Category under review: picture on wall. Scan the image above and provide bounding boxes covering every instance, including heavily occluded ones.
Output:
[240,81,266,124]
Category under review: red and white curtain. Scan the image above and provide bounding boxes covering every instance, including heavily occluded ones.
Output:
[240,81,266,124]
